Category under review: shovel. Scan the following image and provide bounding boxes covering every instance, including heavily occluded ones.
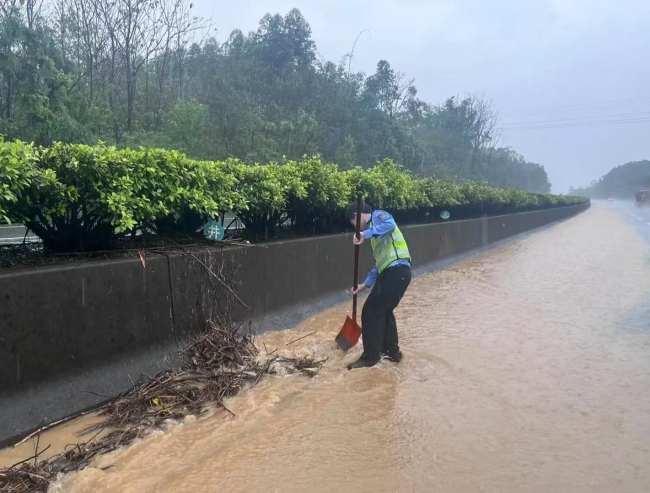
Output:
[335,193,363,351]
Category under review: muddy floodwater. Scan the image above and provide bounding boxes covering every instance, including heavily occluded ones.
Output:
[5,204,650,493]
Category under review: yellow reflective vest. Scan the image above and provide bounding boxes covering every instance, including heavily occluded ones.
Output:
[369,221,411,274]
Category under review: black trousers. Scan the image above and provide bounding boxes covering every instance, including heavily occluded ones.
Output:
[361,264,412,361]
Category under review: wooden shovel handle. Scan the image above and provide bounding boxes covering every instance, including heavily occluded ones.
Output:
[352,193,362,322]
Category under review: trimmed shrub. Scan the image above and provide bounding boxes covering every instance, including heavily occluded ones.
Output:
[0,139,590,253]
[0,138,45,224]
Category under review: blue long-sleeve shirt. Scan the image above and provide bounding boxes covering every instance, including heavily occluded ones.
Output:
[362,210,411,288]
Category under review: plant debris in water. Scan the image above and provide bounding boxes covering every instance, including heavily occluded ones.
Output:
[0,322,326,493]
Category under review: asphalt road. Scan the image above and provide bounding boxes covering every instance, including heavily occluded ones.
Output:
[601,199,650,243]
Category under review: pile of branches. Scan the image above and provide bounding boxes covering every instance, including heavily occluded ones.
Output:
[0,322,326,493]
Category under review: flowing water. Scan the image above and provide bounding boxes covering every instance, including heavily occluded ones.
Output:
[5,204,650,492]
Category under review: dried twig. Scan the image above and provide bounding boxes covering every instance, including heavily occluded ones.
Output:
[14,410,98,447]
[4,445,51,472]
[186,253,251,309]
[286,331,318,346]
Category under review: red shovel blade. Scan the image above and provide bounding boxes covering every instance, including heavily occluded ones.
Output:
[335,315,362,351]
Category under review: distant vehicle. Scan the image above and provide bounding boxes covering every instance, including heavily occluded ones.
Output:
[607,197,615,201]
[607,192,614,201]
[635,189,650,207]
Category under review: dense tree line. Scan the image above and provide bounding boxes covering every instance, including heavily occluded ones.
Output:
[0,1,552,192]
[569,160,650,199]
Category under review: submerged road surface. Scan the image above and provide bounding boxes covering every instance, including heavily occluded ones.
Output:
[19,204,650,492]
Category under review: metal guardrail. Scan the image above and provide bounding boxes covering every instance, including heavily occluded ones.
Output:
[0,215,245,246]
[0,225,40,246]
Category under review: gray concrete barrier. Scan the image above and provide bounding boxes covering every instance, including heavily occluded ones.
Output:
[0,203,589,444]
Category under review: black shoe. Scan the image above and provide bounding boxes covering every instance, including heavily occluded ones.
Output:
[382,350,402,363]
[347,357,380,370]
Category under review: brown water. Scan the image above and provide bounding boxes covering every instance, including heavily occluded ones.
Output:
[7,205,650,493]
[0,413,106,470]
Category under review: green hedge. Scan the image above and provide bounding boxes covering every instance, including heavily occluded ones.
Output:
[0,139,589,253]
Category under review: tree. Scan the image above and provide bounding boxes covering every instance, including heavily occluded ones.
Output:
[0,7,553,193]
[573,160,650,198]
[363,60,416,118]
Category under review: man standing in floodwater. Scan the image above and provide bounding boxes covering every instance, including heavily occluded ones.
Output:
[346,202,412,370]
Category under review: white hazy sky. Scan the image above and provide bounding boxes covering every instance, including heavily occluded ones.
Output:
[192,0,650,192]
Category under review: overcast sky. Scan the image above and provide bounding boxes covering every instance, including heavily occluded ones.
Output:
[192,0,650,192]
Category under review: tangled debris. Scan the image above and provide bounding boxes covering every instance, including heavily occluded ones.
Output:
[0,322,326,493]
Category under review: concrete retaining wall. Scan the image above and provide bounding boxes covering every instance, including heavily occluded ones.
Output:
[0,203,589,444]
